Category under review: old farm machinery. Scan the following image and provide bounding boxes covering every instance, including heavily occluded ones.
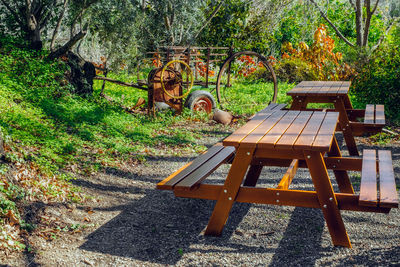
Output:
[94,47,278,115]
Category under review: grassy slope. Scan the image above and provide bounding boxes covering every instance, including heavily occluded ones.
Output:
[0,37,297,252]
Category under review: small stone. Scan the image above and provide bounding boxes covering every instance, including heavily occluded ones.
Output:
[213,109,233,125]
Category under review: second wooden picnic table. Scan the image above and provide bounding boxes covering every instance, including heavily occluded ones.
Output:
[287,81,385,156]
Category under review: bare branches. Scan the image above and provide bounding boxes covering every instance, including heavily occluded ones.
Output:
[48,24,88,60]
[372,0,380,14]
[50,0,69,51]
[371,17,399,52]
[309,0,355,47]
[191,1,223,44]
[348,0,356,11]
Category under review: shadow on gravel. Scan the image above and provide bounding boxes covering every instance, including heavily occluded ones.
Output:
[269,207,325,266]
[79,186,254,265]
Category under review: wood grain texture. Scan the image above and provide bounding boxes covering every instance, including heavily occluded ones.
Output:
[378,150,398,208]
[364,104,375,124]
[174,146,235,190]
[312,112,339,151]
[305,150,351,247]
[274,111,312,149]
[257,110,300,148]
[240,110,287,147]
[157,144,224,189]
[205,147,255,236]
[374,105,385,125]
[359,149,378,207]
[294,112,325,150]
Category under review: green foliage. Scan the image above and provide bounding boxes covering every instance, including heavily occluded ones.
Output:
[351,29,400,124]
[198,0,251,49]
[273,59,319,83]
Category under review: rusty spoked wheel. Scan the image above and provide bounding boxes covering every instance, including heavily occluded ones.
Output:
[215,51,278,111]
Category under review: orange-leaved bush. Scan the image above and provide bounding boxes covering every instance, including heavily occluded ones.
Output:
[280,24,355,81]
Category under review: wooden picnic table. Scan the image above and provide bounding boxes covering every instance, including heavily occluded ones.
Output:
[157,104,398,248]
[287,81,385,156]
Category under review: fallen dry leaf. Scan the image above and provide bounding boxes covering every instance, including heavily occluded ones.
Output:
[6,210,19,226]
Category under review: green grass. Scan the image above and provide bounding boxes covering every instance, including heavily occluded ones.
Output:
[95,71,298,116]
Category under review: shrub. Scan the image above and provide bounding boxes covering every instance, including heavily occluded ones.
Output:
[274,58,319,83]
[351,43,400,124]
[279,24,355,81]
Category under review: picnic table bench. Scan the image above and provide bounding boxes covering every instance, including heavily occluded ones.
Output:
[157,103,398,248]
[287,81,385,156]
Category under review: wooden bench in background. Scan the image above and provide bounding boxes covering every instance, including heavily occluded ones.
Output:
[287,81,387,156]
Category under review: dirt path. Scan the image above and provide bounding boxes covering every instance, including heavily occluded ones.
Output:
[4,125,400,266]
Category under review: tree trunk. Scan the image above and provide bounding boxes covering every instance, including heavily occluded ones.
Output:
[66,52,95,96]
[355,0,363,47]
[26,27,43,50]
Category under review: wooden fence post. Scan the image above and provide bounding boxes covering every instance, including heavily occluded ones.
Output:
[227,45,233,87]
[166,48,171,63]
[206,47,211,88]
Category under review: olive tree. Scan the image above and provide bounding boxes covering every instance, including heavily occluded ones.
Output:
[309,0,399,51]
[0,0,99,57]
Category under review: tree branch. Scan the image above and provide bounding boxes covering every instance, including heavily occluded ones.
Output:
[371,18,399,52]
[348,0,356,11]
[94,76,148,91]
[371,0,380,14]
[70,7,87,37]
[309,0,355,47]
[48,25,88,60]
[190,1,223,45]
[363,0,372,46]
[50,0,69,51]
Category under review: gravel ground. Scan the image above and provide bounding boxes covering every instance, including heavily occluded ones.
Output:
[3,129,400,266]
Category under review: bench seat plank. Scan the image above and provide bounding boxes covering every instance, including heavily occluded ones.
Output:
[378,150,398,208]
[174,146,235,190]
[364,104,375,124]
[157,144,224,190]
[374,105,385,125]
[359,149,378,206]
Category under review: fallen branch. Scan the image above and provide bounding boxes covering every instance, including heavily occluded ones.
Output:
[94,76,148,91]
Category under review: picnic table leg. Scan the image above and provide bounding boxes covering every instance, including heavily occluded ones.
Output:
[343,95,354,109]
[290,96,307,110]
[327,137,355,194]
[243,165,263,186]
[205,147,255,236]
[305,150,351,248]
[334,97,359,156]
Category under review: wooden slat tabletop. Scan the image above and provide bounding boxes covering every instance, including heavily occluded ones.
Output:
[223,106,339,152]
[240,110,287,147]
[287,81,350,96]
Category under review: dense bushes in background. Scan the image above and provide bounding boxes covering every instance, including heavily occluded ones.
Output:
[351,40,400,124]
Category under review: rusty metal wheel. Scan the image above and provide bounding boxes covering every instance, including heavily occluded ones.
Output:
[215,51,278,111]
[185,90,216,114]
